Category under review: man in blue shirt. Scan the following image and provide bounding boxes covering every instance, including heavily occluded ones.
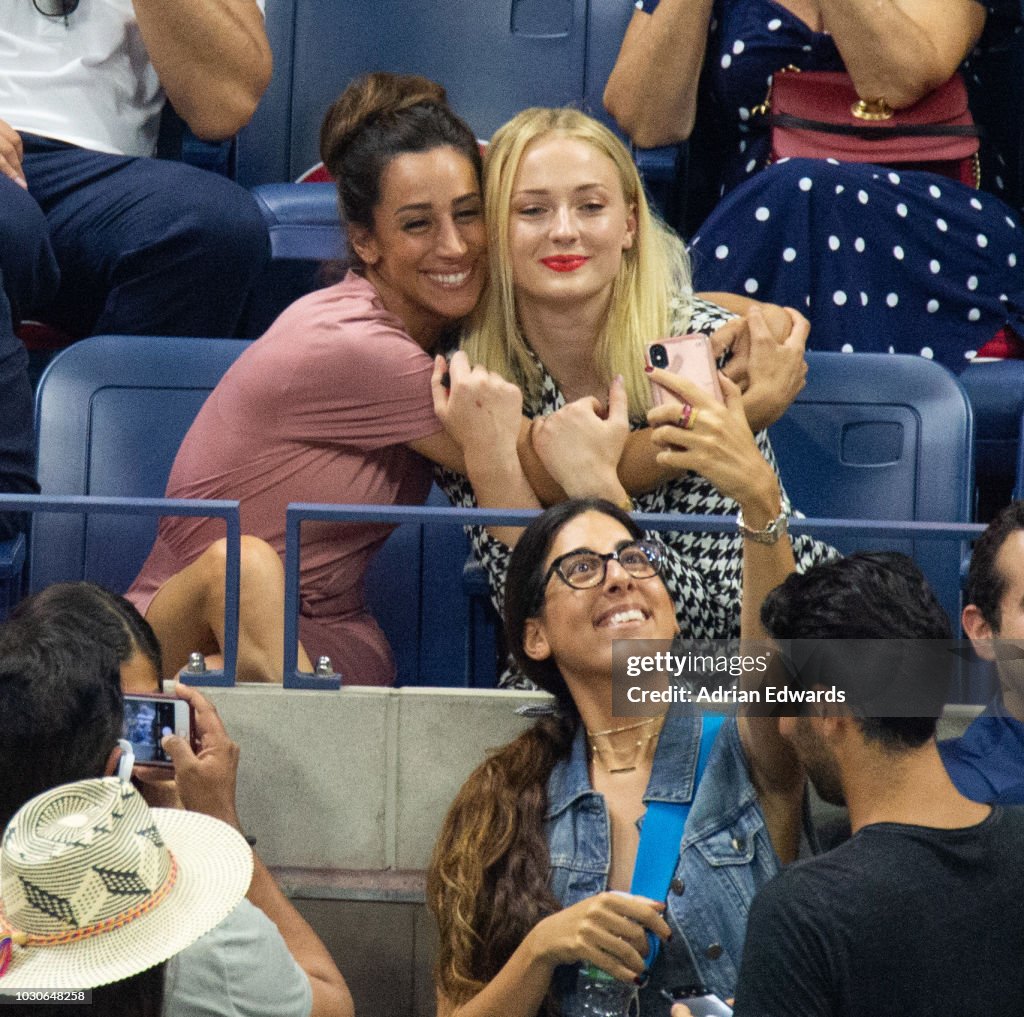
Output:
[939,500,1024,804]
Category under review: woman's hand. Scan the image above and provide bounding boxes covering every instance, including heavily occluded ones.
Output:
[530,377,630,500]
[647,370,781,521]
[526,892,671,984]
[709,300,788,368]
[822,0,985,109]
[720,306,808,431]
[431,351,523,464]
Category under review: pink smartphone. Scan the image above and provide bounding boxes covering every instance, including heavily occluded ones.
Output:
[644,334,724,407]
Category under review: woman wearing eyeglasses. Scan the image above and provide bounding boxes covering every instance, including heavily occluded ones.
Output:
[427,372,804,1016]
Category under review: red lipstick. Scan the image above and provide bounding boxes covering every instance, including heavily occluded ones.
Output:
[541,255,588,272]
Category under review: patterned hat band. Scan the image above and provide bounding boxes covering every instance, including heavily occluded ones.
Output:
[0,852,178,954]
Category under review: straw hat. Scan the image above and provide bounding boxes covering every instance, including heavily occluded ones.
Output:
[0,777,252,989]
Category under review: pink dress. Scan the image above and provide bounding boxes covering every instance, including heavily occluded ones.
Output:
[127,273,441,685]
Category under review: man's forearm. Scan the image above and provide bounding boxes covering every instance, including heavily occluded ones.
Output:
[133,0,272,139]
[248,854,354,1017]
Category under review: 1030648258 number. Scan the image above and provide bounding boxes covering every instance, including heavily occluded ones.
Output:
[0,989,91,1004]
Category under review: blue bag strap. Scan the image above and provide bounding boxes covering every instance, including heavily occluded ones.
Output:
[630,713,724,967]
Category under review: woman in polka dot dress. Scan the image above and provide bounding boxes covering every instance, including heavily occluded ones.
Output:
[605,0,1024,370]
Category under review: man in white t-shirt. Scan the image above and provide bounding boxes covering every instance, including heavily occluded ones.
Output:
[0,0,273,531]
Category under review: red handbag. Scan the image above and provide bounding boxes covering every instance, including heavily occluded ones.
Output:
[757,69,981,187]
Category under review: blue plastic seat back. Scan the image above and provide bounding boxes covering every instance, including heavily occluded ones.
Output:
[1016,412,1024,501]
[237,0,590,187]
[769,352,974,626]
[585,0,681,198]
[959,360,1024,516]
[31,334,469,684]
[32,336,249,595]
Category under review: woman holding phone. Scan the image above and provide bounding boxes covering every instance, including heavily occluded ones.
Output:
[433,107,834,669]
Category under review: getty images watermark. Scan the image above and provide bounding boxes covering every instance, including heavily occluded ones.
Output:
[611,638,998,717]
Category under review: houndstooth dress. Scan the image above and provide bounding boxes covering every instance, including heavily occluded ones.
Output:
[436,297,837,687]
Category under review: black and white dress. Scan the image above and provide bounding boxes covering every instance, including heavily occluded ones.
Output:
[437,297,837,686]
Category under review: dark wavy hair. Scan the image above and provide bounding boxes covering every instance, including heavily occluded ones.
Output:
[427,499,642,1007]
[761,551,953,749]
[12,581,163,678]
[319,71,482,269]
[0,614,123,829]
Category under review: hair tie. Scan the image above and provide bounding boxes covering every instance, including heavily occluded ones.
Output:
[515,703,560,718]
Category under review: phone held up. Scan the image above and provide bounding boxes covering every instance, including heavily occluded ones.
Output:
[660,987,734,1017]
[644,334,724,408]
[122,693,195,768]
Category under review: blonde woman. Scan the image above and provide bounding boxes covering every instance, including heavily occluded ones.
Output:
[433,107,834,674]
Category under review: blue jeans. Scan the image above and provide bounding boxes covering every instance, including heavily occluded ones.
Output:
[17,135,270,338]
[0,135,271,537]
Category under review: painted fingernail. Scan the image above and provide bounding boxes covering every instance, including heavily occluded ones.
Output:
[644,365,654,373]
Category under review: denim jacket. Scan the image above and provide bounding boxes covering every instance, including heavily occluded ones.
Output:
[545,708,789,1015]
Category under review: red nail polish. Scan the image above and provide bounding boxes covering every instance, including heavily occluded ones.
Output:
[644,365,654,374]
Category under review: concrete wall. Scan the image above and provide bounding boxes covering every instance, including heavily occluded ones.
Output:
[199,686,983,1016]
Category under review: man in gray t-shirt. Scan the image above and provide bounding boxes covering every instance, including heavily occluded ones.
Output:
[0,608,352,1017]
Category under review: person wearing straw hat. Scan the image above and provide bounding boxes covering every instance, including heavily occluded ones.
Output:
[0,611,353,1017]
[0,776,252,1013]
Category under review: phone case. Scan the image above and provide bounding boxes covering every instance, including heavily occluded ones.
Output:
[644,334,724,407]
[674,993,733,1017]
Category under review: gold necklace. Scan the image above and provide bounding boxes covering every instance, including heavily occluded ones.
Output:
[587,716,665,774]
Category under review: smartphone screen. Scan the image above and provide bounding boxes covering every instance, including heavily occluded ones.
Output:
[122,695,184,766]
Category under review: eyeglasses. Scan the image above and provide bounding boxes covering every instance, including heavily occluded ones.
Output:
[33,0,80,25]
[538,539,664,603]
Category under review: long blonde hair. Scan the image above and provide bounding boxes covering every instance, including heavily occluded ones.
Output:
[462,108,693,417]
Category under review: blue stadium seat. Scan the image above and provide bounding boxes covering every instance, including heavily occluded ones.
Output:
[1016,412,1024,501]
[241,182,344,336]
[769,352,974,627]
[234,0,687,332]
[31,336,244,596]
[958,359,1024,518]
[586,0,684,217]
[238,0,592,187]
[30,335,472,685]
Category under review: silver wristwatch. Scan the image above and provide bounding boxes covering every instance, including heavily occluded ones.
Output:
[736,507,789,545]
